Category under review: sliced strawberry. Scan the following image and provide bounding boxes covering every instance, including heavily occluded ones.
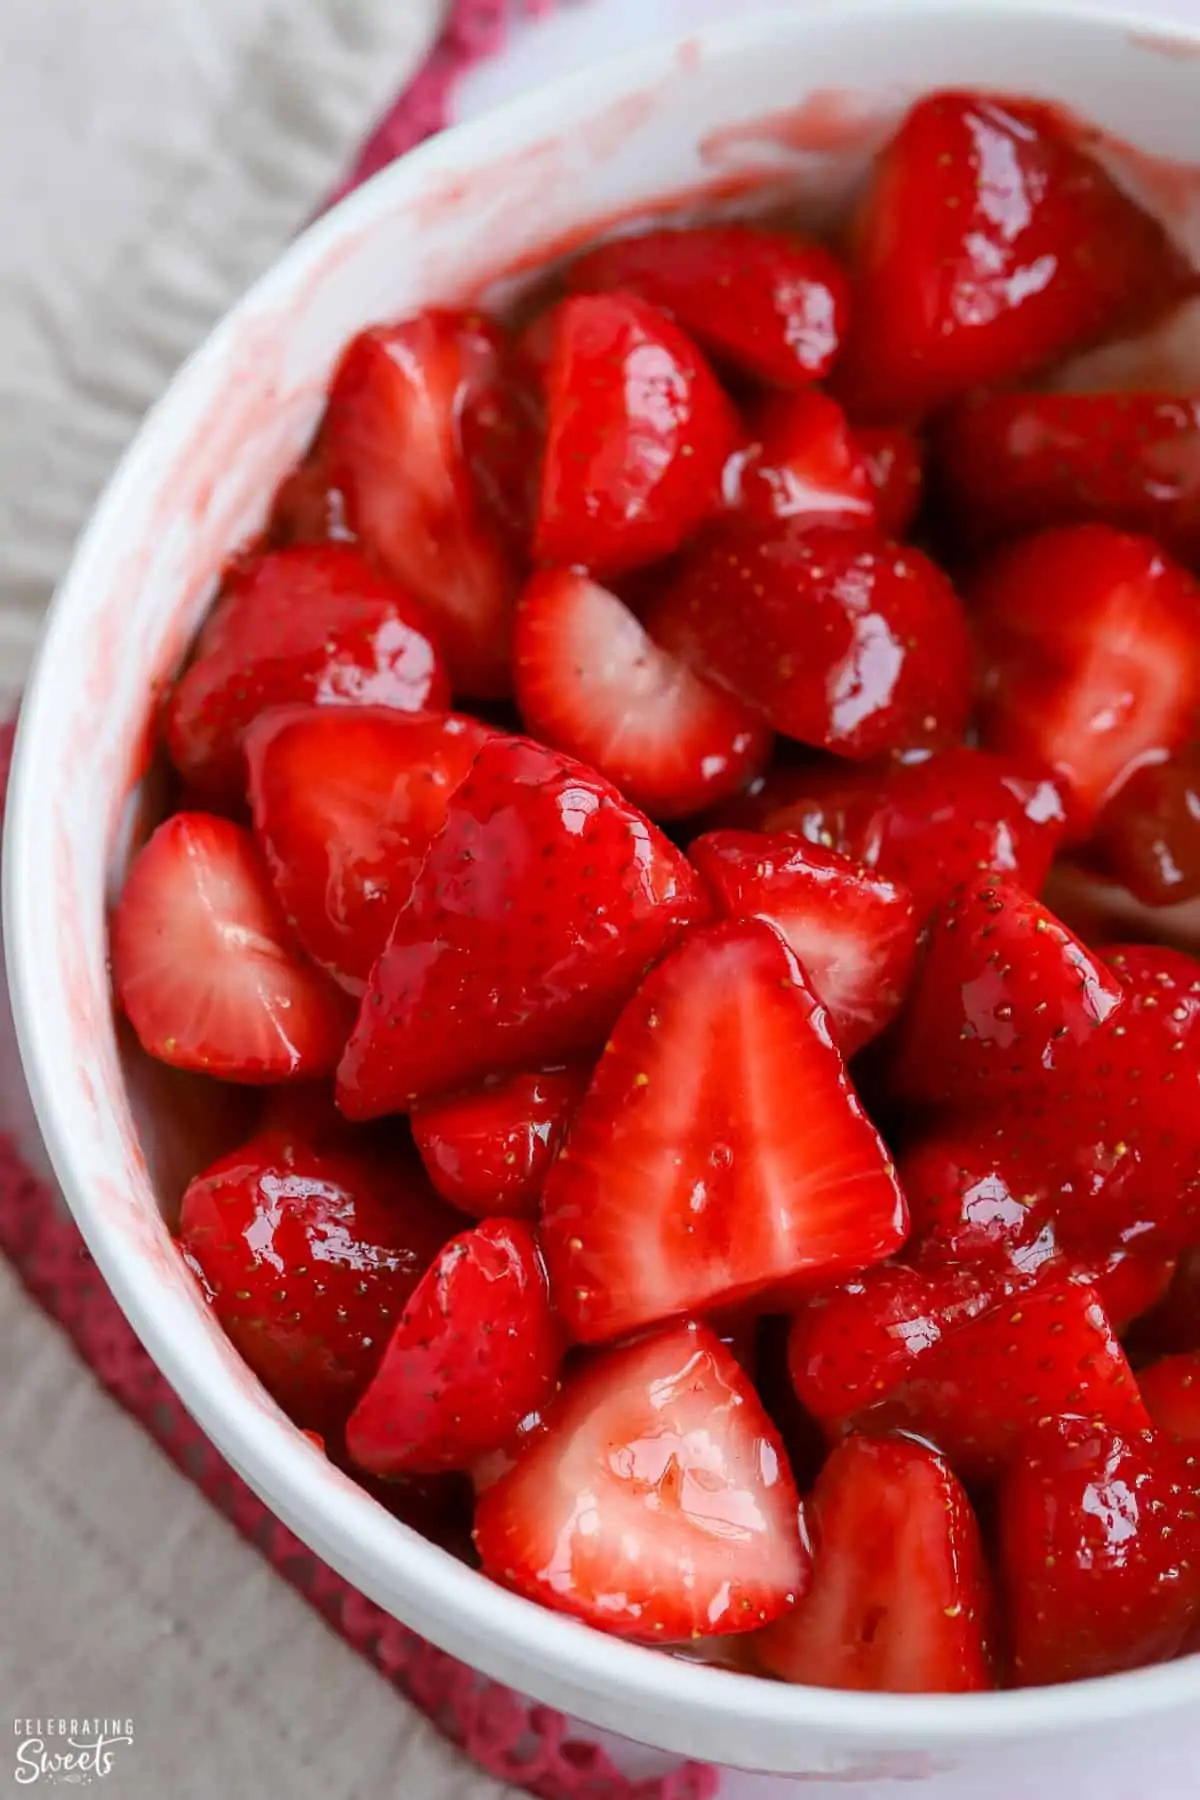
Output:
[179,1128,454,1432]
[344,1218,562,1476]
[835,90,1193,419]
[1132,1249,1200,1359]
[1094,749,1200,907]
[318,311,519,696]
[410,1063,589,1219]
[566,222,850,387]
[688,831,919,1056]
[856,427,923,539]
[1140,1353,1200,1441]
[727,390,877,532]
[513,569,771,820]
[646,527,972,759]
[891,874,1124,1108]
[165,545,450,806]
[756,1436,994,1693]
[112,813,353,1083]
[267,447,355,548]
[336,736,707,1115]
[245,705,492,995]
[473,1319,807,1641]
[1106,943,1200,1044]
[999,1415,1200,1684]
[539,919,906,1344]
[458,335,544,559]
[1089,1246,1177,1337]
[534,293,737,577]
[972,524,1200,832]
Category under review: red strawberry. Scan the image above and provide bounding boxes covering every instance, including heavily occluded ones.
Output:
[1140,1353,1200,1441]
[179,1129,454,1432]
[473,1319,808,1641]
[410,1064,589,1219]
[112,813,353,1082]
[688,831,919,1056]
[891,874,1124,1108]
[513,569,771,820]
[972,524,1200,832]
[856,427,923,539]
[566,222,850,387]
[318,311,519,696]
[727,390,877,532]
[534,293,737,577]
[936,392,1200,558]
[646,527,972,759]
[834,90,1193,419]
[267,447,355,549]
[336,736,707,1115]
[1132,1249,1200,1359]
[245,706,492,995]
[999,1415,1200,1684]
[1106,943,1200,1044]
[756,1436,993,1693]
[540,919,906,1344]
[165,545,449,806]
[1094,749,1200,908]
[344,1218,562,1476]
[1089,1247,1177,1337]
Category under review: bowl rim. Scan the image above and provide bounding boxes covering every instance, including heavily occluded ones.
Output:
[8,0,1200,1761]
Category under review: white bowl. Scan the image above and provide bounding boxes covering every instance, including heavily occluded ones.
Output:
[9,3,1200,1788]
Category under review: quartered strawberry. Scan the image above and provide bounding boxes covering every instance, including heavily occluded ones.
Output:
[973,524,1200,833]
[336,736,707,1116]
[834,90,1193,420]
[112,813,353,1083]
[937,392,1200,559]
[165,545,449,806]
[999,1415,1200,1684]
[513,568,771,820]
[726,390,877,532]
[688,831,919,1056]
[534,293,737,577]
[318,311,520,696]
[1094,749,1200,908]
[178,1128,455,1432]
[473,1319,808,1641]
[566,222,850,387]
[344,1218,563,1476]
[856,426,923,539]
[1140,1353,1200,1441]
[756,1436,993,1693]
[539,919,906,1344]
[410,1064,590,1219]
[646,527,972,758]
[245,705,492,995]
[891,874,1124,1108]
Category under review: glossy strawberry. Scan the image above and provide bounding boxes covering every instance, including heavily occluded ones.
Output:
[566,222,850,387]
[336,736,707,1115]
[112,813,353,1082]
[534,293,737,577]
[540,919,906,1344]
[345,1218,563,1476]
[1140,1353,1200,1441]
[1094,749,1200,908]
[727,390,877,532]
[856,426,923,538]
[688,831,919,1056]
[179,1129,454,1432]
[245,705,492,994]
[474,1320,808,1641]
[756,1436,994,1693]
[513,569,771,820]
[267,447,355,548]
[646,527,971,758]
[165,546,449,806]
[410,1064,589,1219]
[1132,1249,1200,1359]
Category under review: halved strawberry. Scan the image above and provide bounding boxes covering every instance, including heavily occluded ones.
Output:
[756,1436,994,1693]
[344,1218,563,1476]
[512,569,771,820]
[267,446,355,548]
[245,705,492,995]
[534,293,737,577]
[727,390,877,532]
[318,311,520,696]
[999,1415,1200,1684]
[1094,749,1200,907]
[112,813,353,1082]
[646,527,972,759]
[336,736,707,1115]
[566,222,850,387]
[165,545,450,806]
[473,1319,808,1641]
[1140,1353,1200,1441]
[856,427,923,539]
[972,524,1200,832]
[410,1063,590,1219]
[539,919,906,1344]
[179,1128,455,1432]
[688,830,919,1056]
[834,90,1193,419]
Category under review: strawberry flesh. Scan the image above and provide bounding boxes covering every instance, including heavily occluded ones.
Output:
[727,390,877,532]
